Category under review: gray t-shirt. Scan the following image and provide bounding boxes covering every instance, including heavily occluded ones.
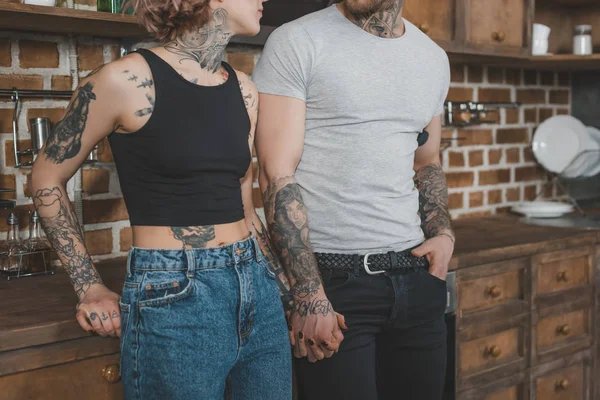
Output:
[253,5,450,254]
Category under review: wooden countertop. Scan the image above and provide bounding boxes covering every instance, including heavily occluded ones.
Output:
[0,216,598,353]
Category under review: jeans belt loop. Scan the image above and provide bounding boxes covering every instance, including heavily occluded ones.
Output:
[389,251,398,269]
[185,250,196,278]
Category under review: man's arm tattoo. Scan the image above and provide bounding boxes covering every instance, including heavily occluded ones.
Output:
[44,82,95,164]
[33,187,102,297]
[169,226,215,249]
[294,298,333,317]
[263,177,322,298]
[414,163,453,238]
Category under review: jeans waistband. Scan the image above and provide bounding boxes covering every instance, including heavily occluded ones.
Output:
[127,234,258,275]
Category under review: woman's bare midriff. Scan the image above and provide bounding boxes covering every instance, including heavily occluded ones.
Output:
[131,219,250,249]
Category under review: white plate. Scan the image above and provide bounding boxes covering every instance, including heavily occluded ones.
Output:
[511,206,571,219]
[532,115,588,174]
[517,201,574,213]
[583,126,600,177]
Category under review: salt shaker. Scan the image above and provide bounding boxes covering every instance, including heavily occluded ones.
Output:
[5,212,23,271]
[28,210,48,250]
[573,25,593,56]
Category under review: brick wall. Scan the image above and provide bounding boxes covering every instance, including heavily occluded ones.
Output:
[0,38,568,261]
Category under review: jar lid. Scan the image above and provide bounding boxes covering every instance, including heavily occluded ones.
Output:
[7,212,18,225]
[574,25,592,34]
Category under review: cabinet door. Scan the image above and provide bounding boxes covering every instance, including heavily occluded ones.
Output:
[403,0,456,42]
[535,362,588,400]
[467,0,529,55]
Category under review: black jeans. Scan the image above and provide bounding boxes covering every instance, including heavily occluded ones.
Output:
[296,266,447,400]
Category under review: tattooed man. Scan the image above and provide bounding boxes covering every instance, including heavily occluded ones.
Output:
[31,1,295,399]
[253,0,452,398]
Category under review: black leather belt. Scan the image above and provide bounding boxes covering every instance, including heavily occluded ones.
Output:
[314,248,429,275]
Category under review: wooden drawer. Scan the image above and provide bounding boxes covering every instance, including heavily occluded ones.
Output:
[534,247,593,297]
[535,364,585,400]
[467,0,527,50]
[457,373,527,400]
[0,354,123,400]
[537,308,590,353]
[460,327,521,376]
[403,0,455,42]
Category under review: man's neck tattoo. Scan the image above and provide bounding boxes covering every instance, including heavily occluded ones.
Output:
[164,8,232,72]
[351,0,404,38]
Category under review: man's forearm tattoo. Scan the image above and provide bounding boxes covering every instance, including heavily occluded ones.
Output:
[263,177,322,299]
[352,0,404,38]
[414,163,453,238]
[294,299,333,317]
[169,226,215,249]
[164,8,232,73]
[44,82,95,163]
[33,187,102,297]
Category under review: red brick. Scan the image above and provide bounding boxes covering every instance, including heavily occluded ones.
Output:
[469,191,484,208]
[77,43,105,71]
[556,108,569,115]
[524,185,538,201]
[487,67,504,84]
[82,198,128,224]
[469,150,484,167]
[505,147,521,164]
[448,192,463,210]
[523,147,536,163]
[441,129,454,141]
[506,187,520,202]
[97,138,114,163]
[252,187,263,207]
[515,166,545,182]
[22,173,32,198]
[479,169,510,185]
[457,129,493,146]
[84,228,113,255]
[446,172,475,188]
[19,40,59,68]
[558,72,570,87]
[227,53,255,75]
[539,107,553,122]
[549,90,569,105]
[488,149,502,165]
[120,226,132,251]
[457,210,492,219]
[524,70,538,85]
[446,87,474,102]
[0,108,14,133]
[448,151,465,167]
[497,128,529,144]
[517,89,546,104]
[82,168,110,195]
[488,189,502,204]
[540,71,555,86]
[0,175,16,201]
[108,45,121,62]
[27,108,66,126]
[252,161,259,183]
[478,88,511,103]
[524,108,537,123]
[496,206,512,214]
[51,76,72,91]
[0,38,11,67]
[505,108,520,124]
[5,139,33,167]
[450,64,464,82]
[468,66,483,83]
[505,68,521,85]
[0,74,43,91]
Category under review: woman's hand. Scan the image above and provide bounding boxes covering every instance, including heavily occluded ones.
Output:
[75,284,121,337]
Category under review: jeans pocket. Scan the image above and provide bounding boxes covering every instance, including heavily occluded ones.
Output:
[420,267,447,285]
[138,271,194,308]
[322,271,353,291]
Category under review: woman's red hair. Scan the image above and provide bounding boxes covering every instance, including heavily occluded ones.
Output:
[125,0,212,41]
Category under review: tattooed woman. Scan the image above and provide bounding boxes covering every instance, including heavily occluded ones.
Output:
[31,1,294,398]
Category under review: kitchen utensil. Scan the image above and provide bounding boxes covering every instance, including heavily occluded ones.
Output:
[511,201,574,218]
[573,25,593,56]
[532,23,551,55]
[532,115,588,175]
[29,117,51,152]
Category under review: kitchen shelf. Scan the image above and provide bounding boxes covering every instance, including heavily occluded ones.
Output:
[527,54,600,70]
[0,2,146,38]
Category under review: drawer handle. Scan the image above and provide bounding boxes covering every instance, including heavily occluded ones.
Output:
[556,270,570,282]
[101,364,121,384]
[485,345,502,358]
[555,379,569,391]
[556,324,570,336]
[491,31,506,42]
[419,23,430,34]
[485,285,502,298]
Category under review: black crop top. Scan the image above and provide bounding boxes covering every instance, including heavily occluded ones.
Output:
[108,49,251,226]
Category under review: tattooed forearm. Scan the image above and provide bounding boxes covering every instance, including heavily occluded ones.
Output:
[263,177,322,299]
[294,299,333,317]
[44,82,96,163]
[414,163,453,239]
[33,187,102,297]
[351,0,404,38]
[169,226,215,249]
[164,8,232,73]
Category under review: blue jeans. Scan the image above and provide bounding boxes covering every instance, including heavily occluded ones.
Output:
[119,235,292,400]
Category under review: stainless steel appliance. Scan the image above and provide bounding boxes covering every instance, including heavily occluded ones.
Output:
[29,117,51,152]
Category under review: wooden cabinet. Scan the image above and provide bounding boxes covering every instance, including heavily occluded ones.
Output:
[403,0,456,43]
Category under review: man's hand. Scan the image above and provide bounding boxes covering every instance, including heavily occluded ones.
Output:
[289,290,347,363]
[411,233,454,281]
[75,284,121,337]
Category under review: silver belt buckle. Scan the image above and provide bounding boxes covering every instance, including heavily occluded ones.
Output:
[363,252,386,275]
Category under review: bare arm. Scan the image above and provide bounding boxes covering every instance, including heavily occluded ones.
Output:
[257,93,345,362]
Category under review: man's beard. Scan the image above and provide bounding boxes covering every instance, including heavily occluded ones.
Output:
[344,0,401,16]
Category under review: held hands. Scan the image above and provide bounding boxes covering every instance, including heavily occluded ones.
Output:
[411,232,455,281]
[75,284,122,337]
[288,288,347,363]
